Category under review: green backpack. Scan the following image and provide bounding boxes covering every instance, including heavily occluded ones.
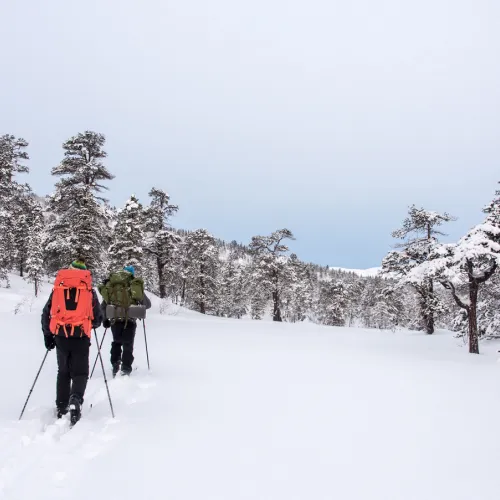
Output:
[99,270,144,309]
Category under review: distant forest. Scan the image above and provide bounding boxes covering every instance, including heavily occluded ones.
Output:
[2,131,499,354]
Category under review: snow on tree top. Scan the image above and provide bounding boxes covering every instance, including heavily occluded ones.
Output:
[126,198,140,210]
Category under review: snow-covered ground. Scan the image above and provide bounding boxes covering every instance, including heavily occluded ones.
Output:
[1,274,500,500]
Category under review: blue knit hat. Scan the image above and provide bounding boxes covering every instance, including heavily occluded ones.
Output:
[123,265,135,276]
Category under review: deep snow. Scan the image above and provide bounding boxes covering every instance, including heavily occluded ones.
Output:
[1,274,500,500]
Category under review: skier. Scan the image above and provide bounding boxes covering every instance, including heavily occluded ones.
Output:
[100,265,151,377]
[41,258,103,424]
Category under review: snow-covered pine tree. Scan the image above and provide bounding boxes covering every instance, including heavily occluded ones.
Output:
[409,193,500,353]
[232,263,250,319]
[11,188,36,277]
[0,134,30,285]
[356,277,383,328]
[475,271,500,338]
[250,287,268,319]
[25,200,45,296]
[144,187,180,298]
[249,229,295,322]
[164,232,189,304]
[378,286,406,329]
[382,205,454,334]
[174,235,190,306]
[215,258,232,317]
[344,278,364,327]
[317,280,349,326]
[183,229,219,314]
[45,131,114,275]
[98,202,117,277]
[217,251,248,318]
[108,195,146,276]
[370,300,394,330]
[283,254,314,322]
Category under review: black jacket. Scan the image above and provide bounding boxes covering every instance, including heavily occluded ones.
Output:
[101,293,152,323]
[42,289,103,337]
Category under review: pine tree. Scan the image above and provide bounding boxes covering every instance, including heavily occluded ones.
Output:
[344,279,364,327]
[217,252,248,318]
[250,284,268,320]
[45,131,114,274]
[215,257,235,317]
[476,272,500,338]
[377,286,405,330]
[383,205,454,334]
[357,277,381,328]
[249,229,295,322]
[410,193,500,353]
[167,235,188,304]
[232,264,249,319]
[109,195,146,275]
[317,280,349,326]
[11,188,35,277]
[144,187,180,298]
[283,255,313,322]
[0,134,30,285]
[25,200,45,296]
[183,229,219,314]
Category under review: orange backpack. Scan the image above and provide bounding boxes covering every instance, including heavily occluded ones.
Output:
[49,269,94,338]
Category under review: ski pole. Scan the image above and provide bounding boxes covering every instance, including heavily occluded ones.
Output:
[19,350,50,420]
[143,319,150,371]
[90,328,108,379]
[93,328,115,418]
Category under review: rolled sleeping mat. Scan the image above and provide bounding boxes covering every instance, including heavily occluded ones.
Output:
[106,304,147,320]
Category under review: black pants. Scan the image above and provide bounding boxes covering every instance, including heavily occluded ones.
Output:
[110,321,137,371]
[55,336,90,407]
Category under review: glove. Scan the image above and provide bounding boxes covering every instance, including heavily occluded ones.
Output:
[103,319,111,329]
[44,335,56,351]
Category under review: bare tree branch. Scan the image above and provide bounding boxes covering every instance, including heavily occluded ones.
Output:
[440,280,469,311]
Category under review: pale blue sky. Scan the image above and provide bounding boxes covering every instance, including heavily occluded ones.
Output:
[1,0,499,267]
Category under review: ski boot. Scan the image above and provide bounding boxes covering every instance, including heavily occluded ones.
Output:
[56,402,68,419]
[68,395,82,426]
[120,365,132,377]
[112,362,121,378]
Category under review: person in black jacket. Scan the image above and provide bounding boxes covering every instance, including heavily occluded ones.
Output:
[101,265,151,376]
[41,259,102,420]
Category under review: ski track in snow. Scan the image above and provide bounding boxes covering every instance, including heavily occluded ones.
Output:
[0,369,157,500]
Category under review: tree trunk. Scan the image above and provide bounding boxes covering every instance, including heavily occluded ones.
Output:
[417,284,435,334]
[426,280,435,334]
[424,224,435,334]
[181,279,186,304]
[272,269,282,322]
[442,278,475,352]
[34,278,38,298]
[468,273,479,354]
[19,263,23,277]
[199,264,206,314]
[272,290,282,322]
[424,280,434,335]
[157,257,166,299]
